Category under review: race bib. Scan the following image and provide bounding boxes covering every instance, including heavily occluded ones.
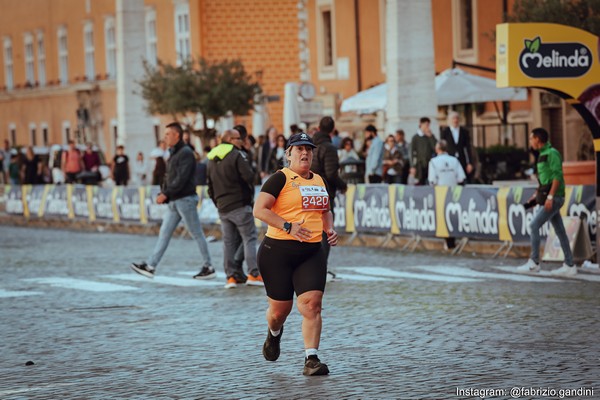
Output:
[299,185,329,211]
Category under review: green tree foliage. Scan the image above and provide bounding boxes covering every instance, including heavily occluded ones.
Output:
[509,0,600,36]
[138,58,261,133]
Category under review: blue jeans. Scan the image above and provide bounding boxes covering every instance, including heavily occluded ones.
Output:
[219,205,258,278]
[147,194,211,268]
[529,196,573,266]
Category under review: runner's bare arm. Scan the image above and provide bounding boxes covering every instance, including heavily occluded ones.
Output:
[253,192,313,242]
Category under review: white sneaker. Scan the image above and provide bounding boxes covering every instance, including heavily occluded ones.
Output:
[549,263,577,277]
[515,259,540,273]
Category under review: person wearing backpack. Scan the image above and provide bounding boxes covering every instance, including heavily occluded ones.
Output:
[61,140,84,184]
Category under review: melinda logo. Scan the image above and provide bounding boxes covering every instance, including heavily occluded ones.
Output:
[519,36,592,78]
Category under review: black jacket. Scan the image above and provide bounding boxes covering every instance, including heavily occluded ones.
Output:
[440,126,473,171]
[311,131,347,199]
[207,143,255,213]
[161,140,198,202]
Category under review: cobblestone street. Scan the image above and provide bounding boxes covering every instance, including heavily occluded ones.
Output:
[1,225,599,399]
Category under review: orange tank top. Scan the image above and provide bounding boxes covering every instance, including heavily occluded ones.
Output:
[266,168,329,243]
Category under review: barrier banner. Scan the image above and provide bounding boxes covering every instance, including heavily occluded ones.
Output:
[392,185,437,237]
[144,186,167,223]
[43,185,70,218]
[116,186,143,222]
[197,186,219,224]
[71,185,92,219]
[92,187,116,221]
[5,185,24,215]
[333,192,346,231]
[443,186,499,240]
[25,185,47,218]
[351,184,393,233]
[565,185,596,240]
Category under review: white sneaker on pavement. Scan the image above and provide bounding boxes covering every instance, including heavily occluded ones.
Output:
[549,263,577,277]
[515,259,540,273]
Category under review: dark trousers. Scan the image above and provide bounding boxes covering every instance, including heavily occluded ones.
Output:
[368,174,383,184]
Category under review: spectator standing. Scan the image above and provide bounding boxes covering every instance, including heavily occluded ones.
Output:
[410,117,437,185]
[207,128,263,288]
[440,111,474,182]
[0,147,5,184]
[132,152,148,186]
[364,124,384,183]
[394,130,410,184]
[428,140,466,249]
[338,137,360,174]
[516,128,577,277]
[152,156,166,186]
[62,140,84,184]
[230,124,258,278]
[311,117,347,278]
[259,127,279,181]
[9,153,21,184]
[182,130,196,152]
[112,146,130,186]
[331,129,342,149]
[130,122,215,280]
[1,140,10,183]
[22,147,42,184]
[383,135,404,184]
[82,143,102,185]
[268,135,287,173]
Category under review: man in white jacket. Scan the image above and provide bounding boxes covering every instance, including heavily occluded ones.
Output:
[428,140,466,186]
[428,140,466,249]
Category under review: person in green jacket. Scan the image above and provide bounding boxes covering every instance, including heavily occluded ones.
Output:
[517,127,576,277]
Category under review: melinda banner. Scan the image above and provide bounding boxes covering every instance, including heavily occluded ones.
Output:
[2,184,596,243]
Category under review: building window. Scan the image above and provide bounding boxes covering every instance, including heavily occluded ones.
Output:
[41,124,49,146]
[37,31,46,87]
[316,0,336,80]
[452,0,477,62]
[105,17,116,79]
[62,121,71,144]
[57,26,68,85]
[30,123,37,146]
[9,124,16,146]
[174,1,191,65]
[24,33,35,85]
[322,10,333,67]
[84,22,95,81]
[3,37,14,90]
[146,8,158,66]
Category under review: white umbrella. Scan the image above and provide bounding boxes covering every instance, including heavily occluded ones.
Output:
[340,83,387,114]
[340,68,527,113]
[435,68,527,106]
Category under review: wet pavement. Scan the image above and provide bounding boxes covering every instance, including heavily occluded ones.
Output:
[0,225,599,399]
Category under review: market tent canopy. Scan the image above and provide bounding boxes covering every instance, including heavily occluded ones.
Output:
[340,68,527,114]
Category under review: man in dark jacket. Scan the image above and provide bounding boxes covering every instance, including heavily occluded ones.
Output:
[208,128,263,289]
[131,122,215,280]
[440,111,474,183]
[311,116,347,276]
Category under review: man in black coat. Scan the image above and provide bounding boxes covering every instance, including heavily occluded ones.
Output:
[311,116,347,276]
[131,122,215,280]
[207,128,263,289]
[440,111,474,183]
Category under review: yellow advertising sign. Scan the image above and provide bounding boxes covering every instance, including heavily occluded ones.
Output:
[497,23,599,99]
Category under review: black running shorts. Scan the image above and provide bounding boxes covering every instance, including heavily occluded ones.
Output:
[257,237,327,301]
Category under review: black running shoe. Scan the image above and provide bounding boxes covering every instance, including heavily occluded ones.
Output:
[262,326,283,361]
[193,264,216,280]
[130,262,155,279]
[303,355,329,376]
